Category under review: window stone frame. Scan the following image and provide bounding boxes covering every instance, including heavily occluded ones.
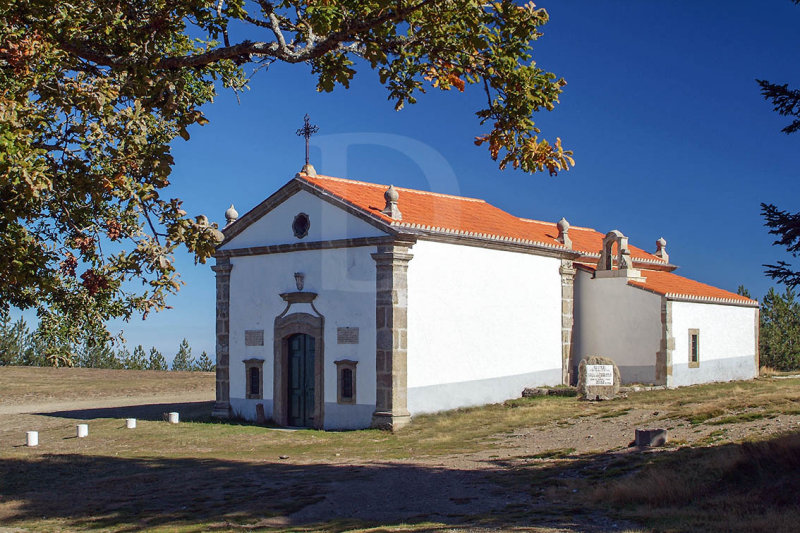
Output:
[244,358,265,399]
[334,359,358,404]
[292,212,310,239]
[688,328,700,368]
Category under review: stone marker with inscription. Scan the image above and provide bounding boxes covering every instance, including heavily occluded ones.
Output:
[337,327,359,344]
[245,329,264,346]
[577,355,621,400]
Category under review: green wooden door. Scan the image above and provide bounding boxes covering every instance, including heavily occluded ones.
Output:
[288,333,315,427]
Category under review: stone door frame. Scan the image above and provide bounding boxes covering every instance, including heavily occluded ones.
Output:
[273,311,325,429]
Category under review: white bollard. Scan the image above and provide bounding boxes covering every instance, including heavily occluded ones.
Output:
[126,418,137,429]
[168,412,179,424]
[26,431,38,447]
[77,424,89,438]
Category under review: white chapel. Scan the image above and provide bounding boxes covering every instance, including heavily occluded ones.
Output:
[210,164,759,430]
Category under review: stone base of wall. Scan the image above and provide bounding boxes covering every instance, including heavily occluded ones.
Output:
[408,368,561,414]
[211,403,231,418]
[371,411,411,431]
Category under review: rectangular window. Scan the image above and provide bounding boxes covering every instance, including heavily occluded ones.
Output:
[249,367,260,396]
[688,329,700,368]
[335,359,358,404]
[341,368,353,400]
[244,358,264,399]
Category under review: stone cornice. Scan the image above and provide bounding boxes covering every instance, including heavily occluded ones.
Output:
[280,291,318,304]
[215,236,396,258]
[629,284,760,308]
[663,293,760,308]
[408,230,580,260]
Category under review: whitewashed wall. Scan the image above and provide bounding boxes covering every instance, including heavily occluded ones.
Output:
[669,301,758,387]
[406,240,563,413]
[225,190,382,429]
[573,271,663,384]
[218,189,385,251]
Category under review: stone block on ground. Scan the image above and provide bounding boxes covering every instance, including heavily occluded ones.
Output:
[635,428,668,447]
[577,356,621,401]
[522,386,578,398]
[522,387,548,397]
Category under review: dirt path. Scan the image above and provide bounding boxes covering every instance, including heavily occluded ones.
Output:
[0,391,212,416]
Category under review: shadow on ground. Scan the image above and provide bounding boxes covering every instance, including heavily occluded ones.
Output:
[37,401,214,422]
[0,451,630,532]
[4,430,797,532]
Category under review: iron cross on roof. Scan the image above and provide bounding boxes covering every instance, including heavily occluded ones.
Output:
[295,114,319,166]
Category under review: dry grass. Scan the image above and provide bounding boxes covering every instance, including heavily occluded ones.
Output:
[0,366,214,405]
[1,367,799,532]
[594,432,800,532]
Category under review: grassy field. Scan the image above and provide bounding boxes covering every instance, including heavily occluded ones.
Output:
[0,366,214,406]
[0,367,798,532]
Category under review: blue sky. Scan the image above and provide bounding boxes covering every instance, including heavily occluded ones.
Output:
[31,1,800,362]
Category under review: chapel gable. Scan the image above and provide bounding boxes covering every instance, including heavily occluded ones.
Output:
[217,182,390,252]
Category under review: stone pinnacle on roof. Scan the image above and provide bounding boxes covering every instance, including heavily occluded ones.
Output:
[557,217,571,248]
[655,237,669,262]
[225,204,238,228]
[382,185,402,220]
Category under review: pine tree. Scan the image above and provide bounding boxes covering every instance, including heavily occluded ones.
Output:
[79,338,120,368]
[148,347,168,371]
[0,309,33,365]
[737,285,752,298]
[194,351,215,372]
[172,339,195,371]
[760,286,800,371]
[759,8,800,287]
[124,345,149,370]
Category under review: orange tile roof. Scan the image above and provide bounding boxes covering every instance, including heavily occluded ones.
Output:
[630,270,756,304]
[299,173,667,263]
[576,263,756,305]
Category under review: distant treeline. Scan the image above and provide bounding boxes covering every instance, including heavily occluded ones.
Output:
[752,286,800,372]
[0,310,214,371]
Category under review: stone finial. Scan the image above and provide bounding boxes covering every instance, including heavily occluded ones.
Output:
[655,237,669,262]
[557,217,572,248]
[619,247,633,270]
[381,185,402,220]
[298,163,317,177]
[225,204,238,227]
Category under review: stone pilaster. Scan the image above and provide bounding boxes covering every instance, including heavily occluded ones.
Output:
[371,242,414,431]
[560,259,576,385]
[655,298,674,386]
[211,258,233,418]
[754,307,760,372]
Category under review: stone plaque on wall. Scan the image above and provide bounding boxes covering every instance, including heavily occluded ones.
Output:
[245,330,264,346]
[337,327,359,344]
[586,365,614,386]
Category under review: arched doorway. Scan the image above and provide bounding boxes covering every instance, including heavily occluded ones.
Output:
[287,333,316,427]
[273,309,325,429]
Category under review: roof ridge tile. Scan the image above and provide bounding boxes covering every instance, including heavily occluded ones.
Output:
[312,174,486,203]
